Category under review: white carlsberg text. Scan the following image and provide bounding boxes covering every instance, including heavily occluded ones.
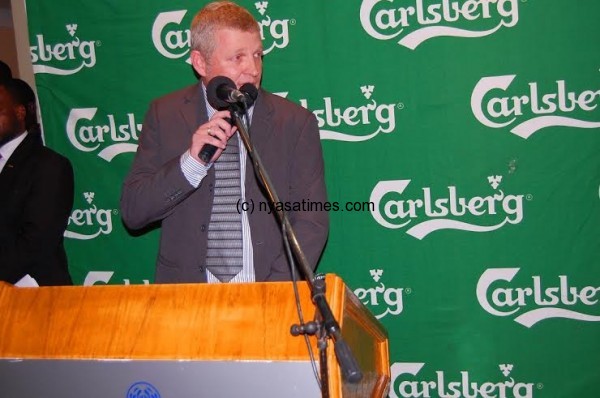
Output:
[152,6,291,62]
[390,362,536,398]
[297,85,399,142]
[66,108,141,161]
[360,0,519,49]
[152,11,190,62]
[354,269,406,319]
[370,177,525,238]
[472,75,600,138]
[31,25,98,75]
[65,193,115,240]
[477,268,600,327]
[84,272,150,286]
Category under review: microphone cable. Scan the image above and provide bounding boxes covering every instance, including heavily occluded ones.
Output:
[238,98,322,391]
[281,222,322,391]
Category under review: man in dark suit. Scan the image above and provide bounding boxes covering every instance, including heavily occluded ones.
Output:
[0,78,74,285]
[121,1,328,283]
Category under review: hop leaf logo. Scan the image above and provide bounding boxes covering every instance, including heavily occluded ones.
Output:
[499,363,513,377]
[487,175,502,190]
[361,85,375,100]
[83,192,95,204]
[255,1,268,15]
[369,269,383,282]
[66,24,78,37]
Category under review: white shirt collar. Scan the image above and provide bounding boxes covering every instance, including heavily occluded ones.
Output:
[0,132,28,172]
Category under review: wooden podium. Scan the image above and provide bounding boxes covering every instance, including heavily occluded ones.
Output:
[0,274,389,397]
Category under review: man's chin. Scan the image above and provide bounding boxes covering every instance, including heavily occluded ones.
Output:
[0,131,25,148]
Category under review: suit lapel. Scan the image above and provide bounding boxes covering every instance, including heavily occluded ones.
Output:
[180,84,208,135]
[244,89,275,195]
[248,89,274,152]
[0,133,38,185]
[244,90,278,281]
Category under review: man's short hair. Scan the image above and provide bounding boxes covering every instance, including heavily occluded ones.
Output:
[0,60,13,83]
[1,78,39,129]
[4,79,35,107]
[190,1,259,58]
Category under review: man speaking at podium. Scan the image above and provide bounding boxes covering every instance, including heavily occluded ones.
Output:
[121,1,328,284]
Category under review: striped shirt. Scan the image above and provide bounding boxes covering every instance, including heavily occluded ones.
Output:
[179,85,255,283]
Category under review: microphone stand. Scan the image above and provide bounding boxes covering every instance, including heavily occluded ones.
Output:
[229,103,363,397]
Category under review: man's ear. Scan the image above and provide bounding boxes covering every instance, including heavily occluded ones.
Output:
[14,104,26,124]
[190,50,208,77]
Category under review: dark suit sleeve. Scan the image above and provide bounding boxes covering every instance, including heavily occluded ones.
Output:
[0,154,74,283]
[120,100,197,230]
[286,113,329,272]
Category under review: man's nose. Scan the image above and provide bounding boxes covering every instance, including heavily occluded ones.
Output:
[244,57,260,77]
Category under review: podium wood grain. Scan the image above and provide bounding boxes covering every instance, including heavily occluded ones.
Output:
[0,274,389,397]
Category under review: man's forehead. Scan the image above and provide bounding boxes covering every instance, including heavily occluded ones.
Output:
[0,88,22,109]
[215,27,262,44]
[0,86,11,103]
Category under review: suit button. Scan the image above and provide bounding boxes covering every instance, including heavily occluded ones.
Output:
[200,224,206,232]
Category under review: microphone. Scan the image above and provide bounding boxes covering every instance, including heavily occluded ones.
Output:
[199,77,258,163]
[206,76,256,109]
[239,83,258,105]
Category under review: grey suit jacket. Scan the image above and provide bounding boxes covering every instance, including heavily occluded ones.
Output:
[121,84,328,283]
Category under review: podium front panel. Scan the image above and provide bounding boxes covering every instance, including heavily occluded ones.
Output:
[0,359,321,397]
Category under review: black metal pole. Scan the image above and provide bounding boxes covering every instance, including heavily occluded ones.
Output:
[231,105,363,386]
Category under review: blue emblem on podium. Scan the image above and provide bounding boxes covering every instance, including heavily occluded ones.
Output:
[127,381,161,398]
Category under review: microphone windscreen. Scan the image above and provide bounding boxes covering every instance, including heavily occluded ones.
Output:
[240,83,259,106]
[206,76,235,109]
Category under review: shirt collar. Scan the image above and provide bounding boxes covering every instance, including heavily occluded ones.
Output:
[0,131,28,162]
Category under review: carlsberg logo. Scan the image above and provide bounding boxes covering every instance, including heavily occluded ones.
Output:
[65,192,115,240]
[83,271,150,286]
[472,75,600,138]
[254,1,293,54]
[354,269,406,319]
[477,268,600,328]
[370,175,526,238]
[390,362,537,398]
[152,5,291,62]
[66,108,141,161]
[152,10,190,62]
[360,0,519,49]
[298,85,399,142]
[31,24,98,75]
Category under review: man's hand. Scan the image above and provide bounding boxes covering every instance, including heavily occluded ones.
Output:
[190,110,237,164]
